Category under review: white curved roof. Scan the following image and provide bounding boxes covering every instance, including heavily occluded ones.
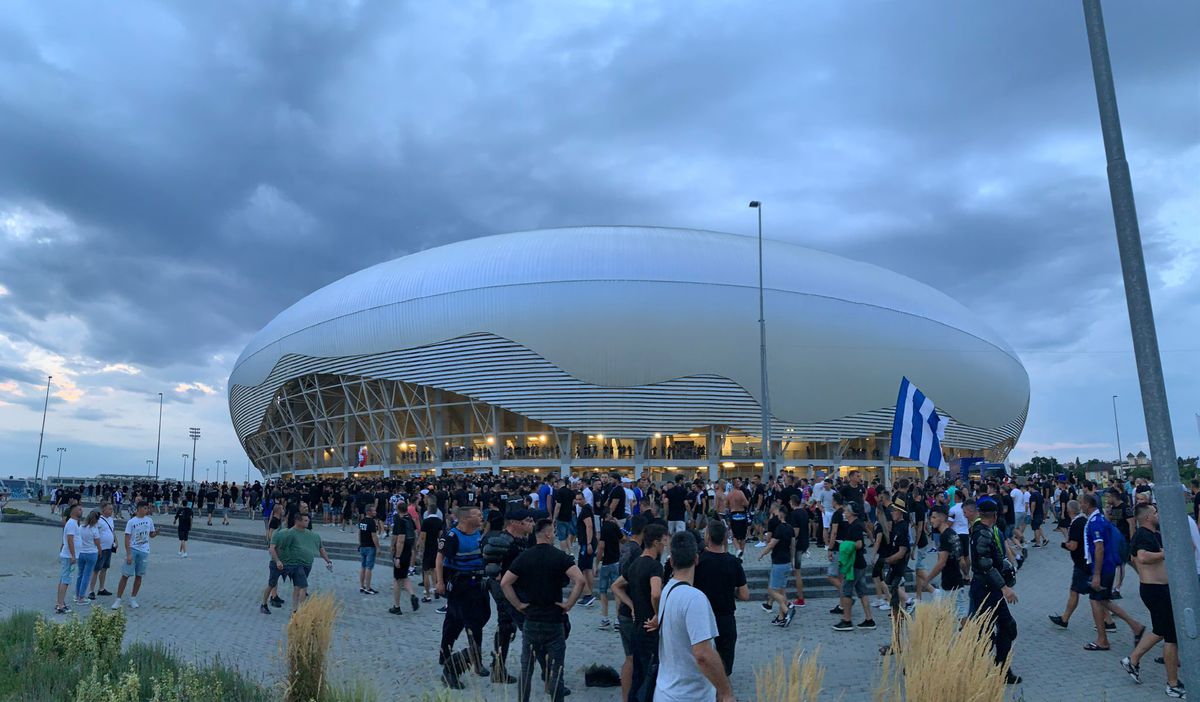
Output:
[230,226,1028,438]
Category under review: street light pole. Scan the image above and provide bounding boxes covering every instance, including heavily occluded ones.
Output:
[146,459,153,477]
[749,201,773,481]
[188,427,200,485]
[182,453,188,484]
[56,447,66,480]
[1082,0,1199,669]
[222,459,227,483]
[154,392,163,480]
[33,375,52,481]
[1111,395,1122,469]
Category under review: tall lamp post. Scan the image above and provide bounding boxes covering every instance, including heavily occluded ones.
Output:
[749,200,773,480]
[1111,395,1122,469]
[154,392,163,480]
[181,453,188,484]
[188,427,200,485]
[1083,0,1199,670]
[41,455,48,481]
[55,447,66,480]
[222,459,228,483]
[33,375,52,481]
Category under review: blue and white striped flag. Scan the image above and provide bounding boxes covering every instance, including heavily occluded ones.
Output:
[889,377,949,471]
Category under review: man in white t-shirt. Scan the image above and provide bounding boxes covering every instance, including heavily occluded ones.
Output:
[653,532,734,702]
[55,504,84,614]
[1010,485,1029,545]
[112,501,157,610]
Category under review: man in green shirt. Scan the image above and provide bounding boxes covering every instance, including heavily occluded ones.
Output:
[270,513,333,613]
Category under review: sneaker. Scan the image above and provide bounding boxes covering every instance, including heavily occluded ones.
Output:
[260,604,271,615]
[830,604,845,615]
[111,599,121,610]
[411,594,420,612]
[87,592,96,600]
[97,589,113,596]
[270,597,284,608]
[905,597,915,608]
[388,606,404,615]
[1111,589,1123,600]
[436,605,448,614]
[1049,615,1069,629]
[54,605,70,615]
[599,619,612,630]
[857,619,877,630]
[792,598,806,607]
[74,598,91,606]
[129,599,139,609]
[831,620,854,632]
[422,595,433,603]
[434,592,441,600]
[754,541,767,548]
[760,602,773,613]
[1095,622,1117,632]
[359,588,369,594]
[878,602,892,611]
[784,608,795,627]
[771,616,786,627]
[182,553,189,558]
[737,549,745,561]
[366,588,379,595]
[1166,683,1186,699]
[579,595,596,607]
[1121,656,1141,684]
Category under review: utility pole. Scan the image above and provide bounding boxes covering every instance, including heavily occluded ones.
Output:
[182,453,188,484]
[1082,0,1199,669]
[749,200,773,481]
[188,427,200,485]
[154,392,163,480]
[55,447,66,479]
[33,375,51,481]
[1111,395,1123,470]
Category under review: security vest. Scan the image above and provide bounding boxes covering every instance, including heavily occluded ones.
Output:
[445,527,485,574]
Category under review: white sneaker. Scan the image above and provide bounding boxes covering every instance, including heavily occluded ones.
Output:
[182,553,189,558]
[754,541,767,548]
[878,602,891,611]
[111,598,122,610]
[129,599,139,609]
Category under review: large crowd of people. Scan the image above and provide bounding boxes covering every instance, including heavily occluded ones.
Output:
[44,469,1200,700]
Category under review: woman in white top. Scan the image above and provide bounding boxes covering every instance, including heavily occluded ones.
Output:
[55,504,84,614]
[74,510,103,606]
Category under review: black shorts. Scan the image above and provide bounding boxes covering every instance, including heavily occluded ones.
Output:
[393,552,413,580]
[97,550,113,570]
[1088,569,1116,601]
[286,563,312,589]
[206,504,215,515]
[729,514,749,540]
[1070,565,1092,594]
[1140,582,1176,644]
[178,529,190,542]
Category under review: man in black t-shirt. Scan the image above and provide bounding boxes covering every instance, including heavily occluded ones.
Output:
[664,476,691,534]
[574,493,597,607]
[881,498,911,615]
[595,508,625,629]
[787,494,809,606]
[927,505,967,622]
[832,503,871,631]
[694,520,749,676]
[554,481,576,550]
[603,473,627,522]
[501,518,584,702]
[758,501,794,625]
[1050,499,1088,628]
[357,505,380,595]
[611,523,666,702]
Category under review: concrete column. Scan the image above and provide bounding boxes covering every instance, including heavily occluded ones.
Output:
[634,438,646,480]
[557,430,572,478]
[706,426,721,482]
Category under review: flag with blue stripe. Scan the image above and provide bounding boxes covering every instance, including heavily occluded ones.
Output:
[889,377,949,471]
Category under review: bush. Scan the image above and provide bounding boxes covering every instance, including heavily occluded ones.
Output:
[285,592,339,702]
[34,606,126,665]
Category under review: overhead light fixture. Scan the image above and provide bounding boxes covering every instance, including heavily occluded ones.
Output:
[666,466,678,471]
[689,433,700,437]
[539,434,547,442]
[721,462,735,468]
[754,462,764,467]
[596,434,604,440]
[486,436,495,445]
[653,433,662,438]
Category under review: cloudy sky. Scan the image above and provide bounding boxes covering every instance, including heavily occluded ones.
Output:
[1,1,1197,479]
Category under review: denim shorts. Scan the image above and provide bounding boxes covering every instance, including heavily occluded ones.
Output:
[768,562,790,590]
[59,556,74,584]
[555,520,576,542]
[268,560,286,587]
[841,568,867,598]
[121,550,149,577]
[359,546,376,569]
[596,562,620,595]
[96,549,113,570]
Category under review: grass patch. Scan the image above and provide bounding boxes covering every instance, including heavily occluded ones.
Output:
[2,507,33,516]
[0,609,272,702]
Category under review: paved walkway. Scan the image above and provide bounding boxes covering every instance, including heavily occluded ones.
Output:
[0,507,1166,701]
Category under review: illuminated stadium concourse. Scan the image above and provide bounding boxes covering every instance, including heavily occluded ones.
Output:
[228,227,1029,483]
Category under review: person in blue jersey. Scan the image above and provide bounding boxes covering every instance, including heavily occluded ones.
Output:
[436,506,492,689]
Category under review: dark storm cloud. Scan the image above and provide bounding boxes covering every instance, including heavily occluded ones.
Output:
[0,0,1196,463]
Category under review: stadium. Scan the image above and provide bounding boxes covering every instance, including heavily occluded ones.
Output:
[227,226,1029,482]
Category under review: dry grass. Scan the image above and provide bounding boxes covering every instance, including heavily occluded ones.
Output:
[755,646,825,702]
[874,598,1008,702]
[285,593,340,702]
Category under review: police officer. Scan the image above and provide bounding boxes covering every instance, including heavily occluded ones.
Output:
[969,497,1021,685]
[482,508,535,684]
[436,506,491,689]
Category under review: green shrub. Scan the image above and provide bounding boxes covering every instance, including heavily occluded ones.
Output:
[74,663,141,702]
[33,606,126,665]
